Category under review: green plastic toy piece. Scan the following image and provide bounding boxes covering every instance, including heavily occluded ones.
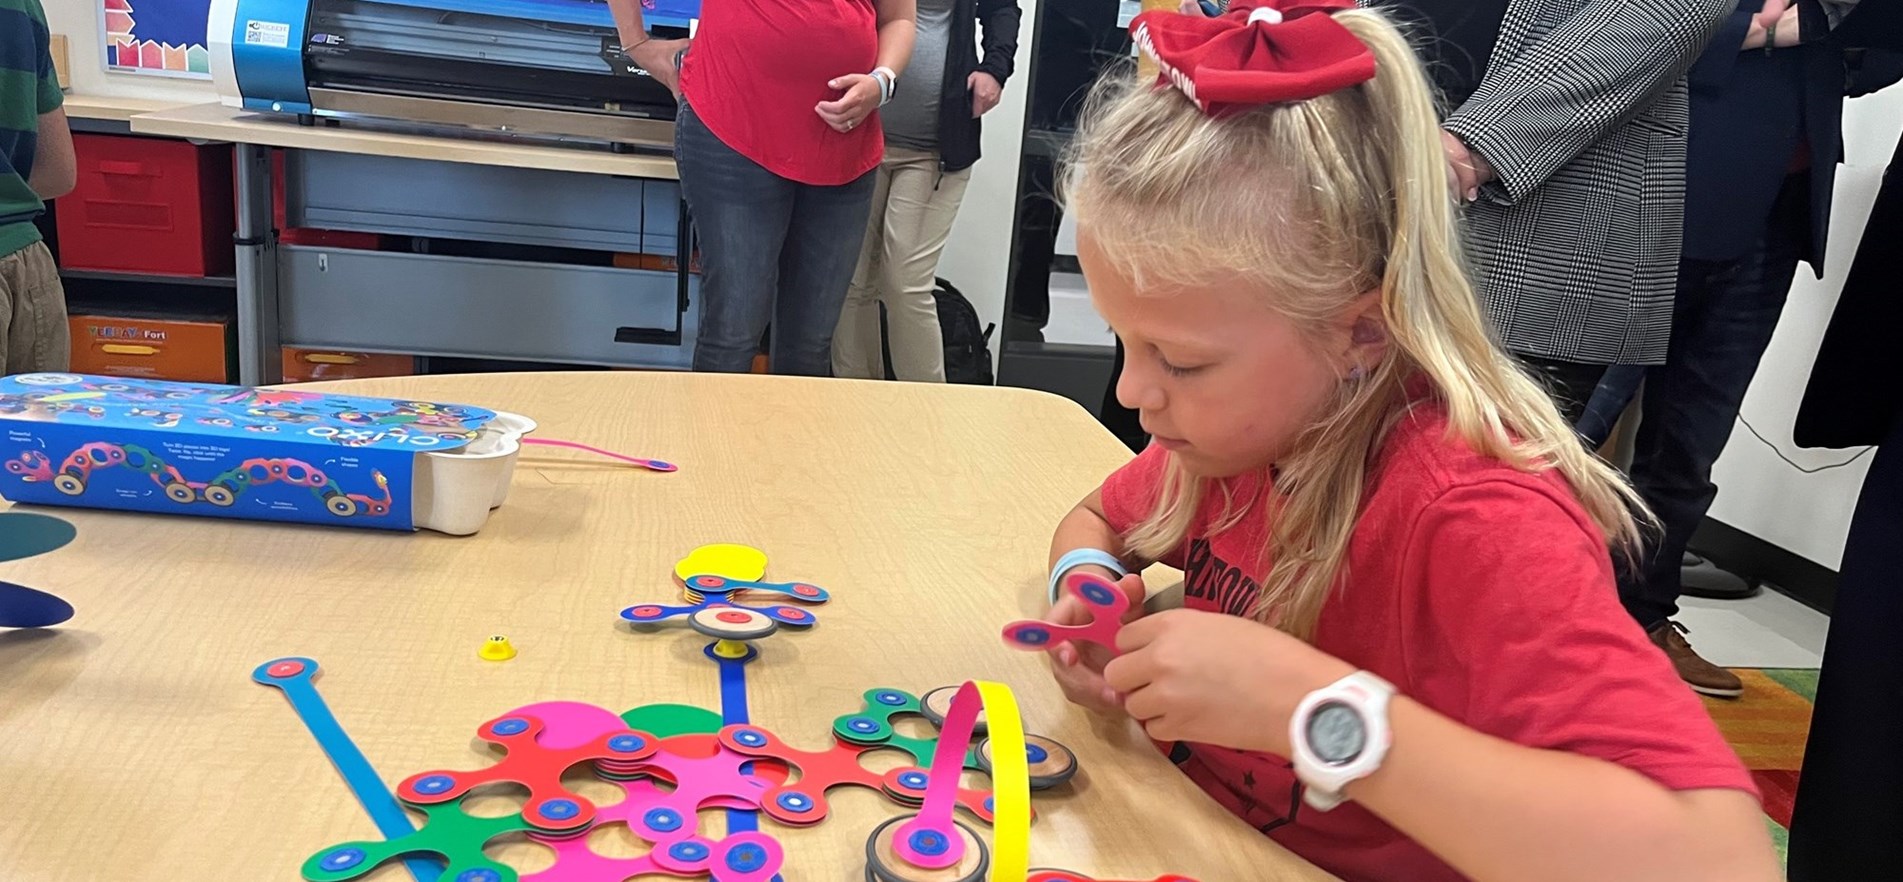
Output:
[830,687,982,769]
[301,800,528,882]
[620,703,724,739]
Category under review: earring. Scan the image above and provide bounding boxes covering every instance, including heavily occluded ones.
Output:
[1347,365,1366,382]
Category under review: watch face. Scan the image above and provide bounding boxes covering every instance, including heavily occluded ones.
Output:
[1306,701,1366,765]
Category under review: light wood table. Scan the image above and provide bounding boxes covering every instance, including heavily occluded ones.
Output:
[62,93,192,124]
[131,102,680,180]
[0,373,1333,882]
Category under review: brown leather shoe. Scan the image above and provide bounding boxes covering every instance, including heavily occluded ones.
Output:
[1648,621,1744,699]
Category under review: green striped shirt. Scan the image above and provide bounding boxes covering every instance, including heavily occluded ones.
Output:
[0,0,64,258]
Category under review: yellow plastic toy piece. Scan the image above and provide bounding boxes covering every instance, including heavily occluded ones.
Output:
[477,635,517,661]
[674,543,769,584]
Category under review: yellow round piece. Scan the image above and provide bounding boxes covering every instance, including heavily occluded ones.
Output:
[673,543,769,584]
[477,635,516,661]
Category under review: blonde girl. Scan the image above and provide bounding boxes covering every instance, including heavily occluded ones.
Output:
[1040,4,1781,881]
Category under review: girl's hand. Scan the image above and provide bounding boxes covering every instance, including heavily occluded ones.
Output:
[1045,571,1148,714]
[1104,608,1355,756]
[817,74,884,133]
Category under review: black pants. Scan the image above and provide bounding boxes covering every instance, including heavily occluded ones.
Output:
[1617,182,1805,628]
[1519,356,1609,426]
[1786,406,1903,879]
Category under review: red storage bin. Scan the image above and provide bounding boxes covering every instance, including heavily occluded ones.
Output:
[56,134,235,277]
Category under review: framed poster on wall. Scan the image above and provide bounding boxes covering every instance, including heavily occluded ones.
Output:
[101,0,213,78]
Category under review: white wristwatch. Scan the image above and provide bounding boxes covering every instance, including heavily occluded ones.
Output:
[1289,670,1395,811]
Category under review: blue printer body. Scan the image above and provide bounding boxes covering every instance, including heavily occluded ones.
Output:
[208,0,699,147]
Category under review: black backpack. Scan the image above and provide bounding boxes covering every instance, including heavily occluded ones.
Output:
[880,277,996,384]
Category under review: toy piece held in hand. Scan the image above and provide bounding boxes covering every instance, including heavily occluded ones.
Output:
[0,374,535,535]
[1002,572,1133,656]
[0,581,74,628]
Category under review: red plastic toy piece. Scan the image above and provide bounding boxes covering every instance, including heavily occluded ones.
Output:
[395,713,658,833]
[1002,572,1132,657]
[717,725,1000,826]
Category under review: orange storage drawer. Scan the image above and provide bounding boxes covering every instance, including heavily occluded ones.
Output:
[281,348,417,383]
[56,134,235,277]
[70,313,234,383]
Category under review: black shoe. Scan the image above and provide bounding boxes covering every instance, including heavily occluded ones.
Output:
[1681,551,1760,601]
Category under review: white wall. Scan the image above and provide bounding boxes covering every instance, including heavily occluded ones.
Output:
[936,0,1040,345]
[1706,84,1903,571]
[45,2,218,103]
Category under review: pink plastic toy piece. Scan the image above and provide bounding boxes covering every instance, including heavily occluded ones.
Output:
[603,740,773,843]
[503,701,631,750]
[523,438,677,472]
[1001,572,1132,657]
[894,682,986,870]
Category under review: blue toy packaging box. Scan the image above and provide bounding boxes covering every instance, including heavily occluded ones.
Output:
[0,373,504,532]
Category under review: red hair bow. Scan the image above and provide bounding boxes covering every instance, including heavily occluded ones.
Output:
[1131,0,1376,116]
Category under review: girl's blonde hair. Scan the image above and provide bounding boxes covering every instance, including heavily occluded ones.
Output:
[1065,8,1646,639]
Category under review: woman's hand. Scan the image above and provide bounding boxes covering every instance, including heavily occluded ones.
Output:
[1441,130,1495,203]
[968,71,1003,118]
[630,38,690,95]
[1104,608,1355,756]
[1045,571,1147,715]
[817,74,884,133]
[1743,0,1802,49]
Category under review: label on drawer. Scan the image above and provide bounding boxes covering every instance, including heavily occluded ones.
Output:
[244,20,292,48]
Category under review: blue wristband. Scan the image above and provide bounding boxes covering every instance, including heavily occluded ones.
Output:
[1049,548,1128,606]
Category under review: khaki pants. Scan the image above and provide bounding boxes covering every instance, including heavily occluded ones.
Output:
[0,242,69,374]
[833,146,972,382]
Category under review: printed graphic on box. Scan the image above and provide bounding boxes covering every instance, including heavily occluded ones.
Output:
[0,374,496,530]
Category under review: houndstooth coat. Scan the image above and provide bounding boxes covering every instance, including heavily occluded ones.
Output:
[1427,0,1734,365]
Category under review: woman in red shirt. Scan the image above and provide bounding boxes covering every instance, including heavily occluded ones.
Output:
[609,0,916,375]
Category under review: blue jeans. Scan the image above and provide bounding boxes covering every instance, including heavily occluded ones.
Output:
[676,102,877,375]
[1616,185,1804,627]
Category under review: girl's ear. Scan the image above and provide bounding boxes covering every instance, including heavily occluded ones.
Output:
[1343,288,1389,365]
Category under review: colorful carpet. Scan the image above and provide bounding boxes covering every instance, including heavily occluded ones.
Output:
[1705,668,1817,865]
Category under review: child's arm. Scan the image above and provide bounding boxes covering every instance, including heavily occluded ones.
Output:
[1047,489,1129,576]
[28,108,73,201]
[1107,612,1780,882]
[1352,700,1780,882]
[1044,489,1152,713]
[1101,479,1781,882]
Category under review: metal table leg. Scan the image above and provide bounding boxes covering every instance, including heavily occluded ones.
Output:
[233,144,281,385]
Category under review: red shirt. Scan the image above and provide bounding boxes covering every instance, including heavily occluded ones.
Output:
[679,0,884,186]
[1098,407,1757,882]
